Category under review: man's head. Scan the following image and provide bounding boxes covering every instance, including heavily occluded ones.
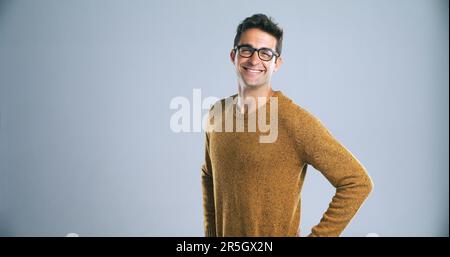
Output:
[230,14,283,88]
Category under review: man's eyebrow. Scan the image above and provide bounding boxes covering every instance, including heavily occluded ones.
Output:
[238,43,253,48]
[238,44,274,51]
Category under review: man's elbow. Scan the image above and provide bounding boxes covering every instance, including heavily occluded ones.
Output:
[360,173,374,198]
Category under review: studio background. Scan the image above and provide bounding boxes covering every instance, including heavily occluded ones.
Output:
[0,0,448,236]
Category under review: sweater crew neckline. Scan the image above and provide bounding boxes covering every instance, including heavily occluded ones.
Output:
[232,90,282,119]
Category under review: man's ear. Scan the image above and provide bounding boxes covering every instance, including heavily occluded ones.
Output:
[230,49,236,64]
[274,56,283,72]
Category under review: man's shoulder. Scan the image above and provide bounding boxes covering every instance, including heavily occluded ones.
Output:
[277,91,315,119]
[276,91,330,136]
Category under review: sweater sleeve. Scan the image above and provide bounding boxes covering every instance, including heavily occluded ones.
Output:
[201,131,217,237]
[293,107,373,237]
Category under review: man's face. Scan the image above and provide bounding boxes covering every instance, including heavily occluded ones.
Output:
[230,28,282,88]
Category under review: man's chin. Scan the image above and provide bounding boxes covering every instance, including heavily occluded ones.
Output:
[242,79,266,88]
[238,75,270,88]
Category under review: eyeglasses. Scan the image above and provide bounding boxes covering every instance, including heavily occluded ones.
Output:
[234,45,280,61]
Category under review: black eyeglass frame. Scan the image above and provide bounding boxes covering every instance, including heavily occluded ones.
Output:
[234,44,280,61]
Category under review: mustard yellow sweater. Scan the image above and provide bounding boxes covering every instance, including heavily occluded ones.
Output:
[201,90,373,237]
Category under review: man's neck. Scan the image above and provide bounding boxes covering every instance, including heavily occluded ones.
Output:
[237,84,274,114]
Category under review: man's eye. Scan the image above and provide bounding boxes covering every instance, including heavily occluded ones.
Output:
[260,50,273,58]
[240,48,253,55]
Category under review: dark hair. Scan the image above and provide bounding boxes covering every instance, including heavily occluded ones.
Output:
[233,14,283,56]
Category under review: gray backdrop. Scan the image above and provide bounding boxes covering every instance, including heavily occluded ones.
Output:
[0,0,448,236]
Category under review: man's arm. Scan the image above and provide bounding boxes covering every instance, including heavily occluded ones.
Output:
[295,108,373,237]
[201,131,216,237]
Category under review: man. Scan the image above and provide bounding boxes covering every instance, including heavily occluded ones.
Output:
[201,14,373,237]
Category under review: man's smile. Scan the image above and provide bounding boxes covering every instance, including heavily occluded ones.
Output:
[242,66,265,76]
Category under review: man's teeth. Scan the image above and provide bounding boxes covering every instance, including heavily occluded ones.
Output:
[245,67,263,73]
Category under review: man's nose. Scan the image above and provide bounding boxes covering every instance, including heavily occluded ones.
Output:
[248,51,261,65]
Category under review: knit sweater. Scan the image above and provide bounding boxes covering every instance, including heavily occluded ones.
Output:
[201,90,373,237]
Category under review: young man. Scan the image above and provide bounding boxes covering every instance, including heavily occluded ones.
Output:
[201,14,373,237]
